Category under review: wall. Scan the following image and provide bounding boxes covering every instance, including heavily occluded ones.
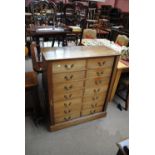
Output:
[97,0,129,12]
[115,0,129,12]
[97,0,115,8]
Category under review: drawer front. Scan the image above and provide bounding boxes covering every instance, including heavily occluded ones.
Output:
[82,99,106,109]
[53,80,84,93]
[85,77,110,88]
[83,93,106,103]
[84,87,108,96]
[54,112,80,123]
[53,90,83,102]
[86,68,112,78]
[52,60,86,73]
[87,57,114,69]
[81,106,103,116]
[54,98,82,114]
[52,71,85,84]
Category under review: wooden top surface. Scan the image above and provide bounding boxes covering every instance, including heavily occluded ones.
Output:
[27,26,71,35]
[42,46,120,61]
[117,61,129,70]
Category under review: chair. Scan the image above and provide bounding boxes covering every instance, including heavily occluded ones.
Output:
[25,71,42,125]
[64,3,88,46]
[115,34,129,46]
[30,42,46,73]
[82,29,97,39]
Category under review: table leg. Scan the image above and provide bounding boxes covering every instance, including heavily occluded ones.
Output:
[36,37,41,61]
[109,69,122,102]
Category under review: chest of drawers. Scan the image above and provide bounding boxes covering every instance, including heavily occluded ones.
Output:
[43,46,120,131]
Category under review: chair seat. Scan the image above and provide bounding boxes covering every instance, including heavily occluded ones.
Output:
[25,72,38,88]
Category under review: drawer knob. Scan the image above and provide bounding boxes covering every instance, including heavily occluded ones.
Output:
[98,61,105,66]
[64,64,74,69]
[64,75,74,81]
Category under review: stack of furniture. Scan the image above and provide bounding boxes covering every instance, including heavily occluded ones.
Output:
[42,45,120,131]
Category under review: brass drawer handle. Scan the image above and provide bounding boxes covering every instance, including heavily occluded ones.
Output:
[91,103,98,108]
[90,109,96,114]
[64,102,72,107]
[64,94,72,99]
[64,85,73,90]
[93,88,100,93]
[64,116,71,121]
[98,61,105,66]
[64,75,74,81]
[95,80,103,85]
[64,109,71,114]
[64,64,74,69]
[96,71,104,76]
[92,96,99,101]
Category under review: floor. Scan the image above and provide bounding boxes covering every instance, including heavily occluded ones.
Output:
[25,45,129,155]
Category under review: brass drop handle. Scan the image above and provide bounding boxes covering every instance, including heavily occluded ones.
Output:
[64,64,74,69]
[93,88,100,93]
[91,104,95,108]
[97,71,104,76]
[64,94,72,99]
[90,109,96,114]
[64,109,71,114]
[92,96,99,101]
[64,75,74,81]
[98,61,105,66]
[64,102,72,107]
[64,85,73,90]
[95,80,103,85]
[64,116,71,121]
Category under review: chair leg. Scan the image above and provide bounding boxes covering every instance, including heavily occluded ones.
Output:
[52,38,55,47]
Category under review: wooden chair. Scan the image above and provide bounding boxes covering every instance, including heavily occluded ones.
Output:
[30,42,46,73]
[82,29,97,39]
[115,34,129,46]
[25,71,42,125]
[64,3,88,46]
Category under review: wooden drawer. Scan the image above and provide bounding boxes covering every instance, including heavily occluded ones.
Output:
[83,93,106,103]
[52,71,85,84]
[84,87,108,96]
[86,68,112,78]
[53,80,84,93]
[54,98,82,115]
[52,60,86,73]
[82,99,106,109]
[53,90,83,102]
[87,57,114,69]
[85,77,110,88]
[81,106,103,116]
[54,112,80,123]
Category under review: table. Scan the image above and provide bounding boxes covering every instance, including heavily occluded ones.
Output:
[81,39,129,102]
[26,25,72,58]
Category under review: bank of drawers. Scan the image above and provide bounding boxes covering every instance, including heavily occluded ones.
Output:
[51,57,114,123]
[81,57,114,116]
